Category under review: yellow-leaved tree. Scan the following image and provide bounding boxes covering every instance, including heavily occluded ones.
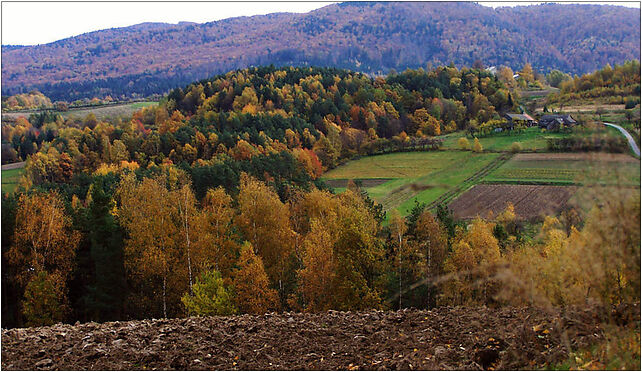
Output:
[232,242,278,314]
[117,174,181,318]
[196,187,239,276]
[442,217,501,305]
[6,192,80,325]
[235,173,295,299]
[297,218,337,312]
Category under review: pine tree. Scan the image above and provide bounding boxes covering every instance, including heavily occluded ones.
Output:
[83,177,126,322]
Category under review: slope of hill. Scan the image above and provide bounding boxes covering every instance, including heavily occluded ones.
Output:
[2,2,639,100]
[0,306,616,370]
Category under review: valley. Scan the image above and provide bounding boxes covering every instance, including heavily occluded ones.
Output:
[1,3,640,369]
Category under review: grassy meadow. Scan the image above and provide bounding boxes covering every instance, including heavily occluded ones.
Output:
[323,125,641,220]
[2,167,23,194]
[439,127,568,152]
[322,151,499,216]
[2,101,158,122]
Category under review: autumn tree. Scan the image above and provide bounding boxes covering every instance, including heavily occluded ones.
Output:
[442,218,501,305]
[297,219,337,311]
[497,67,517,89]
[181,269,236,316]
[196,187,239,276]
[413,211,448,307]
[6,192,80,324]
[519,63,535,85]
[331,190,386,310]
[389,210,408,309]
[173,183,198,294]
[232,242,278,314]
[472,137,483,152]
[458,137,470,150]
[410,108,441,136]
[233,86,260,112]
[117,174,182,318]
[22,271,65,326]
[235,173,295,297]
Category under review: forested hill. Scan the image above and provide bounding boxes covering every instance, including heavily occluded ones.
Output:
[2,2,639,100]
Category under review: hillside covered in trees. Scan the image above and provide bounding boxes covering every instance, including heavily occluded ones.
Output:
[2,2,639,100]
[546,60,641,106]
[2,65,639,339]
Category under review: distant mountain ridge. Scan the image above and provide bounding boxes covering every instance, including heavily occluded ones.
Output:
[2,2,639,101]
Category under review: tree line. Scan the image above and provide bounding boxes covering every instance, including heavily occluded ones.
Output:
[3,170,638,327]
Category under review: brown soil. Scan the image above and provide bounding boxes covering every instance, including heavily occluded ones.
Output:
[1,306,610,371]
[448,184,577,220]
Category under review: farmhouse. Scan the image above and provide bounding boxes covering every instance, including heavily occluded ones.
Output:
[503,113,537,127]
[538,114,577,130]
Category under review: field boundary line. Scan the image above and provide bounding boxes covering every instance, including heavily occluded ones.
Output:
[426,153,513,211]
[1,162,26,171]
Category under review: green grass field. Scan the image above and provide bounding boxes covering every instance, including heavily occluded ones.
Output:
[439,127,568,152]
[322,151,500,216]
[2,101,158,122]
[2,168,23,194]
[484,153,640,185]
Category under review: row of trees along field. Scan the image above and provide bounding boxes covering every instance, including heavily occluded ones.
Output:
[0,91,122,112]
[3,172,639,327]
[1,91,52,111]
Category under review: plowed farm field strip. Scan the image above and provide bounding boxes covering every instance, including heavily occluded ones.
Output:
[1,307,610,371]
[448,184,578,220]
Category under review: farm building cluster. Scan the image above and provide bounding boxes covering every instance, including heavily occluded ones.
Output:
[502,113,577,131]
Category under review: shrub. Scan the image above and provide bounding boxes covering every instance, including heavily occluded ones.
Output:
[22,271,65,327]
[181,269,237,316]
[546,135,628,153]
[472,137,483,152]
[625,97,640,110]
[510,142,522,153]
[458,137,470,150]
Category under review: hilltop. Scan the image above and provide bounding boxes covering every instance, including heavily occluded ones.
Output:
[2,2,639,100]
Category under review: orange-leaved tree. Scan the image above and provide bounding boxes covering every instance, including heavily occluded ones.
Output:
[235,173,295,298]
[232,242,278,314]
[117,174,181,318]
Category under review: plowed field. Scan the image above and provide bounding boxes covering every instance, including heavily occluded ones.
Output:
[1,306,617,371]
[448,184,577,220]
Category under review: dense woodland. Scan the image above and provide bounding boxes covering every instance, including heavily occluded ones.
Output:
[1,65,514,167]
[2,2,639,100]
[1,66,639,328]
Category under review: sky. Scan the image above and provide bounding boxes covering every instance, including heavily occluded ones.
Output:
[2,1,640,46]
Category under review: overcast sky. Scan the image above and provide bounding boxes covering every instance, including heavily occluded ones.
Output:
[2,1,639,46]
